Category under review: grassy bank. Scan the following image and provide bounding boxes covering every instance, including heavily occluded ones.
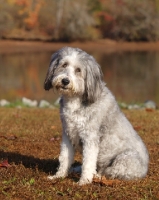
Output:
[0,108,159,199]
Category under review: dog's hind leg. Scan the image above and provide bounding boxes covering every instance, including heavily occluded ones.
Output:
[104,150,148,180]
[48,133,74,180]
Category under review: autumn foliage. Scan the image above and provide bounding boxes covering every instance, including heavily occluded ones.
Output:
[0,0,159,41]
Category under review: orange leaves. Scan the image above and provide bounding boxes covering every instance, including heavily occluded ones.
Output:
[14,0,29,6]
[15,0,43,30]
[93,176,121,186]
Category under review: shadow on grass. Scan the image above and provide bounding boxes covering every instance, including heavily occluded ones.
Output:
[0,150,59,174]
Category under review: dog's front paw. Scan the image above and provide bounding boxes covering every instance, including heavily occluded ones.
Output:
[47,172,67,181]
[47,175,58,180]
[78,177,92,186]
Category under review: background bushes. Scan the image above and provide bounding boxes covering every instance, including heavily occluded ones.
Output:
[98,0,159,41]
[0,0,159,41]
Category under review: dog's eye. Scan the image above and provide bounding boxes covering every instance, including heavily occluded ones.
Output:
[75,68,81,73]
[62,63,68,68]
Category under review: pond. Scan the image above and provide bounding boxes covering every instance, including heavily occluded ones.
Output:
[0,50,159,105]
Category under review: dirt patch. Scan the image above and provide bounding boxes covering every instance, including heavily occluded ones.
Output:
[1,39,159,54]
[0,108,159,199]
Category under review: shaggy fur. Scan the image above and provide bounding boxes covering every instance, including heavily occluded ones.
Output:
[44,47,149,185]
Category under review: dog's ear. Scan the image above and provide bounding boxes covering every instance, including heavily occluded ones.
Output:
[84,58,104,103]
[44,51,60,90]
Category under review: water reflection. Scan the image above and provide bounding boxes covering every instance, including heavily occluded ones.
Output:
[98,51,159,104]
[0,52,53,102]
[0,51,159,104]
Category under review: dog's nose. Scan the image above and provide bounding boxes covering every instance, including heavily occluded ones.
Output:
[62,78,70,86]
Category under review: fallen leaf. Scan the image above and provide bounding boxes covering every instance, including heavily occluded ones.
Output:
[0,160,11,168]
[93,176,120,186]
[5,135,17,140]
[145,108,154,112]
[50,137,60,141]
[51,126,56,130]
[50,137,55,141]
[134,126,142,131]
[0,135,17,140]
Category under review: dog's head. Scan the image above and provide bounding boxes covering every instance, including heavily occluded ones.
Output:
[44,47,104,103]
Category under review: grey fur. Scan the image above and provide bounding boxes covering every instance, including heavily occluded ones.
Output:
[44,47,149,185]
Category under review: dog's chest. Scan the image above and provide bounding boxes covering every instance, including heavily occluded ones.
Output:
[61,98,86,145]
[62,106,86,131]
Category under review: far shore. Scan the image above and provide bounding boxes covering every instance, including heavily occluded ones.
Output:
[1,39,159,54]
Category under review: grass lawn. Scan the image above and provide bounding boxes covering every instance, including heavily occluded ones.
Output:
[0,108,159,200]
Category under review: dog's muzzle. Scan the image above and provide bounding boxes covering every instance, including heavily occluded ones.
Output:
[61,78,70,86]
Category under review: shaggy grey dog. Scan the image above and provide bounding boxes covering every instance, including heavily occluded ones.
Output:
[44,47,149,185]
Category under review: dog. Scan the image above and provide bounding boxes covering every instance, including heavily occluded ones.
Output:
[44,47,149,185]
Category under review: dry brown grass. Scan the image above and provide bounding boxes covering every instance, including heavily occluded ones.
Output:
[0,108,159,200]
